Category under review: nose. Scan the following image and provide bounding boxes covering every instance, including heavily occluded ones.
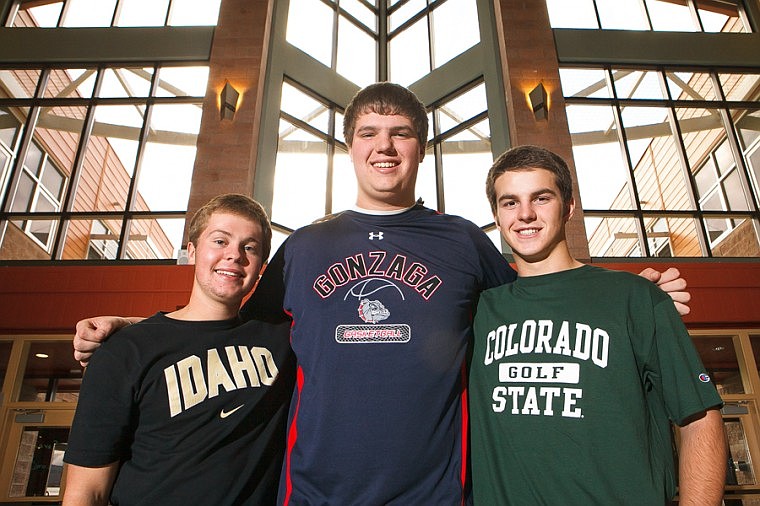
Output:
[517,202,536,222]
[226,243,248,264]
[374,131,395,153]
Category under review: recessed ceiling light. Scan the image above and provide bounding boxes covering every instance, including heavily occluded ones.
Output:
[35,353,49,359]
[712,346,725,352]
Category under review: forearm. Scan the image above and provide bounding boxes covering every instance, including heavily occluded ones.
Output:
[62,462,119,506]
[677,408,726,506]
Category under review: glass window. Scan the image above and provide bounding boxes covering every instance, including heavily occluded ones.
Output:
[114,0,170,27]
[60,0,118,27]
[612,70,666,100]
[1,63,207,261]
[566,104,634,210]
[720,73,760,102]
[167,0,221,26]
[545,0,599,29]
[430,0,480,69]
[645,0,698,32]
[18,342,83,403]
[12,1,64,27]
[693,335,744,394]
[286,0,334,68]
[698,0,748,33]
[666,71,717,101]
[9,428,69,498]
[559,68,611,99]
[0,340,12,401]
[336,16,376,87]
[596,0,649,30]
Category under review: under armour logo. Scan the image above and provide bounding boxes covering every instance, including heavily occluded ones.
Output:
[368,232,384,240]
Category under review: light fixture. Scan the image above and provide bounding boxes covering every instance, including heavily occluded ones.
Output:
[529,82,548,120]
[35,353,49,359]
[220,81,240,121]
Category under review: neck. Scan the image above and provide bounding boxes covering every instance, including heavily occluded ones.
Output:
[514,243,584,277]
[167,294,240,322]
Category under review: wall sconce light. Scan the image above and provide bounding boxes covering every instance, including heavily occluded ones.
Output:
[220,81,240,121]
[529,82,548,120]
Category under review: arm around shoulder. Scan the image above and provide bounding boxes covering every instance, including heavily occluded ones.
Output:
[62,461,119,506]
[677,407,726,506]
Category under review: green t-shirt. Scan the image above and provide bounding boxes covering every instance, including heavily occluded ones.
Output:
[469,265,722,505]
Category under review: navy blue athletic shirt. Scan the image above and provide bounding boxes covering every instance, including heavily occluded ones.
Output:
[243,205,515,505]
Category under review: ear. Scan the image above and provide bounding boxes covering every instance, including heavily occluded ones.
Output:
[186,242,197,265]
[565,197,576,223]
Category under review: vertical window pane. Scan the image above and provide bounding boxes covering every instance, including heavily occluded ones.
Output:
[9,428,69,498]
[596,0,649,30]
[281,82,330,135]
[559,68,611,99]
[115,0,170,27]
[1,69,42,99]
[98,67,154,98]
[340,0,376,30]
[13,1,63,27]
[286,0,334,68]
[415,148,437,212]
[124,217,184,260]
[435,83,487,134]
[63,218,121,260]
[42,68,96,99]
[677,107,724,190]
[693,335,744,393]
[60,0,117,27]
[440,121,492,226]
[73,104,144,212]
[719,73,760,102]
[586,216,641,257]
[18,342,83,402]
[0,107,20,148]
[566,104,634,210]
[698,1,747,33]
[389,0,425,32]
[35,105,86,177]
[644,216,702,257]
[665,71,717,101]
[621,106,691,211]
[545,0,599,28]
[154,66,209,97]
[645,0,698,32]
[273,121,328,229]
[167,0,221,26]
[135,103,201,212]
[332,148,356,213]
[336,16,377,87]
[431,0,479,69]
[711,218,760,257]
[389,18,429,86]
[612,70,666,100]
[723,418,757,485]
[736,109,760,152]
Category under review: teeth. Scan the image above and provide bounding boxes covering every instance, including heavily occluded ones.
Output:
[216,269,240,277]
[374,162,396,168]
[518,229,539,236]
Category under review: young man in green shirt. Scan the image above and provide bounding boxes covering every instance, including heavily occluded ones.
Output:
[469,145,726,505]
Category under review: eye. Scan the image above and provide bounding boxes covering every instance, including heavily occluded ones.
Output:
[244,245,258,254]
[501,200,517,210]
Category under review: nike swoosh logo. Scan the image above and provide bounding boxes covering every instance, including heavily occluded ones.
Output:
[220,404,245,419]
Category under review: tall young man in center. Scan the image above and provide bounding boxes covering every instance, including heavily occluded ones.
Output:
[74,83,690,505]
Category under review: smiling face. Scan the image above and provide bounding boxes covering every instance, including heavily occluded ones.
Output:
[186,212,264,317]
[493,168,577,275]
[349,112,424,210]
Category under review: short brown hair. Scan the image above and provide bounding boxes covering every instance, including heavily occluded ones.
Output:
[188,194,272,260]
[486,145,574,215]
[343,82,428,149]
